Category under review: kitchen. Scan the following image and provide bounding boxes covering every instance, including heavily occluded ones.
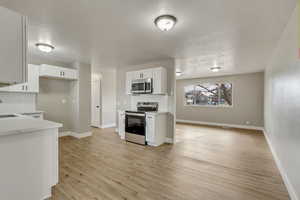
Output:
[0,4,175,199]
[117,64,175,146]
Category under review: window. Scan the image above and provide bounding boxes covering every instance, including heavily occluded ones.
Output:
[184,82,232,107]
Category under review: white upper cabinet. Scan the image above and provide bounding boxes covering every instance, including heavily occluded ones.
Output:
[132,70,152,79]
[152,67,167,94]
[39,64,78,80]
[0,6,27,86]
[27,64,39,92]
[0,64,39,93]
[126,72,133,95]
[125,67,167,95]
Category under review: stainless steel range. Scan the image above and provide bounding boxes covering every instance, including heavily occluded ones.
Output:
[125,102,158,145]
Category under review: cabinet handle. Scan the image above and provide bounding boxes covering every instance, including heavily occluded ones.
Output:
[22,85,24,90]
[26,85,28,90]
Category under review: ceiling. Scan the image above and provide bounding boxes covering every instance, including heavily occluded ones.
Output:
[0,0,297,78]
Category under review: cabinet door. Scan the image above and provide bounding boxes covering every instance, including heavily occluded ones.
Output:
[39,65,62,78]
[3,82,27,92]
[118,113,125,139]
[131,71,141,79]
[126,72,133,94]
[152,68,162,94]
[146,115,155,143]
[152,68,167,94]
[62,68,78,80]
[142,69,153,79]
[27,64,39,92]
[0,6,27,85]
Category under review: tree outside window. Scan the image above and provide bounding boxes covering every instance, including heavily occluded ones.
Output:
[184,83,232,107]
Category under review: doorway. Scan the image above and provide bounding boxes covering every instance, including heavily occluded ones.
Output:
[91,78,101,128]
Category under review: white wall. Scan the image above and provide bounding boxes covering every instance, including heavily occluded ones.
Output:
[176,72,264,128]
[265,5,300,200]
[0,92,36,114]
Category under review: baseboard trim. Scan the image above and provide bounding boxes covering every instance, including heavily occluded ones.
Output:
[59,131,71,137]
[71,131,92,139]
[59,131,92,139]
[263,130,299,200]
[176,119,264,131]
[101,123,116,129]
[165,137,173,144]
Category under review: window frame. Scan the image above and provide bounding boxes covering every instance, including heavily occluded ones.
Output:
[183,81,234,108]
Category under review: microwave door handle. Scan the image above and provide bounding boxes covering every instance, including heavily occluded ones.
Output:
[143,82,147,93]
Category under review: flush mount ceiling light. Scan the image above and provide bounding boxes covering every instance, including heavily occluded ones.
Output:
[210,66,221,72]
[154,15,177,31]
[35,43,55,53]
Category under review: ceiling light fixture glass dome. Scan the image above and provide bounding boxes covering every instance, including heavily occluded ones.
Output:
[36,43,55,53]
[154,15,177,31]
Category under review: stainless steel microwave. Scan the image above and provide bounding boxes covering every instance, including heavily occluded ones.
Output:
[131,78,152,94]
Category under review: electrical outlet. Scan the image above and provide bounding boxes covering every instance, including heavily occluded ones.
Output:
[246,121,251,125]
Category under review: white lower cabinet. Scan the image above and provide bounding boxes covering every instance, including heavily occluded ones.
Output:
[146,114,155,143]
[118,110,125,139]
[146,113,167,146]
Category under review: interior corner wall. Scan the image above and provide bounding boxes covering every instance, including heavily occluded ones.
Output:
[71,62,92,134]
[36,61,74,132]
[176,72,264,128]
[264,4,300,200]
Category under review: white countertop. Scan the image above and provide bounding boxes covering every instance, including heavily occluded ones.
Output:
[0,115,62,137]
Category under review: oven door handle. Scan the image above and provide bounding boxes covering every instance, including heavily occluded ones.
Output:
[126,113,145,117]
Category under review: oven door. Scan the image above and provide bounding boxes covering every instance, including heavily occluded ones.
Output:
[131,80,145,94]
[125,112,146,145]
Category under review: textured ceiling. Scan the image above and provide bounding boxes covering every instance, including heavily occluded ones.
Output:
[0,0,297,78]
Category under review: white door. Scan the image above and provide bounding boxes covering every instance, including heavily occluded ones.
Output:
[91,79,101,127]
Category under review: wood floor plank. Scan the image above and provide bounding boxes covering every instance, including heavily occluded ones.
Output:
[49,123,290,200]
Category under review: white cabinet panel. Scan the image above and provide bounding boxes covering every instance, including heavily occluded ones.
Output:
[0,6,27,85]
[63,68,78,80]
[6,83,28,92]
[141,69,153,79]
[118,111,125,139]
[146,114,155,143]
[152,67,167,94]
[39,64,78,80]
[146,113,168,146]
[39,65,61,78]
[132,71,142,79]
[27,64,39,92]
[0,64,39,93]
[126,72,133,94]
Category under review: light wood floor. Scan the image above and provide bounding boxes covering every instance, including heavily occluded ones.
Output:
[50,123,289,200]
